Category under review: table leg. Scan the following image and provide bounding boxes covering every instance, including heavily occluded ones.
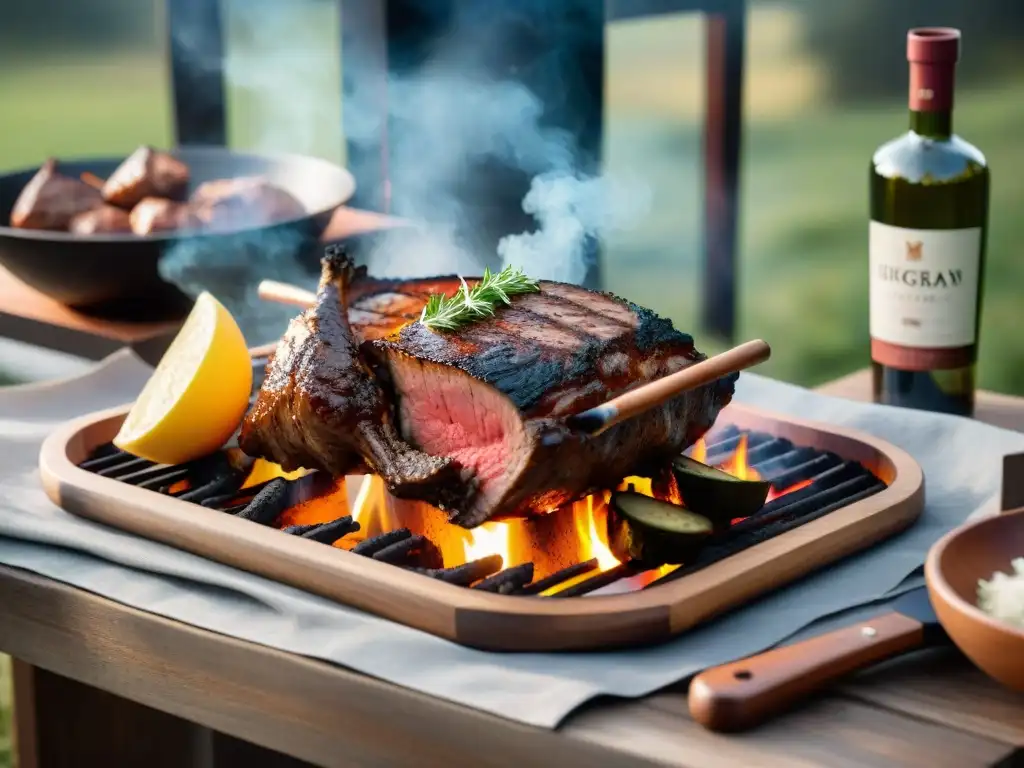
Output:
[11,659,210,768]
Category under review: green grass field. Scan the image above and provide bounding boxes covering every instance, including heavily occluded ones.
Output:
[1,9,1022,764]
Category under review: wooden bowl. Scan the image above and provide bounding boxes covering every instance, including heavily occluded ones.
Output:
[925,509,1024,691]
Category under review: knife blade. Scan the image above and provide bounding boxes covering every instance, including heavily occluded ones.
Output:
[688,585,946,732]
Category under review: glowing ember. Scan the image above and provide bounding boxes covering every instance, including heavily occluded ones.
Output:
[767,478,813,502]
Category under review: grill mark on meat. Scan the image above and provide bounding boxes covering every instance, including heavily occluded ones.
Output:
[540,283,639,328]
[374,284,697,413]
[515,295,626,341]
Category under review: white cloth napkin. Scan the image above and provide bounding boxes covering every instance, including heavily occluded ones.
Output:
[0,350,1020,728]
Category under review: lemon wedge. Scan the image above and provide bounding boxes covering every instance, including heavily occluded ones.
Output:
[114,291,253,465]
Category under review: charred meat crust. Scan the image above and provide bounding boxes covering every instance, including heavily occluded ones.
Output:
[239,247,470,508]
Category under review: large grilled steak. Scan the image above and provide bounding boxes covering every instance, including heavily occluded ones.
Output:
[370,282,736,527]
[241,250,737,528]
[238,254,470,507]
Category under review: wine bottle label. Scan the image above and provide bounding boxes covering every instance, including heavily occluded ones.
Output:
[869,221,981,368]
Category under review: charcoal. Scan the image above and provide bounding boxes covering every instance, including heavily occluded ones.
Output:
[80,445,131,472]
[699,424,740,452]
[731,473,878,534]
[234,478,290,525]
[764,453,843,489]
[201,477,276,509]
[300,515,360,544]
[550,562,638,598]
[351,528,413,557]
[178,470,246,504]
[705,432,775,467]
[410,555,503,586]
[95,455,154,479]
[130,465,191,490]
[372,534,443,569]
[744,438,793,465]
[281,522,322,536]
[473,563,535,594]
[521,559,600,595]
[752,447,821,477]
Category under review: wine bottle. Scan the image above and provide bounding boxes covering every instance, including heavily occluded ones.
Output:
[869,28,989,416]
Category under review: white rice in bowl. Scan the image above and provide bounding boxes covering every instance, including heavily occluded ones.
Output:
[977,557,1024,629]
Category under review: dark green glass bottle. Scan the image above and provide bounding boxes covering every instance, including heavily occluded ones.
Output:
[869,28,989,417]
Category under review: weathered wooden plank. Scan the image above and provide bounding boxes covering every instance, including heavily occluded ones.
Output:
[617,691,1014,768]
[838,648,1024,747]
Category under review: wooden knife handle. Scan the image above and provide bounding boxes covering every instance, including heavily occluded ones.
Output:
[688,611,924,732]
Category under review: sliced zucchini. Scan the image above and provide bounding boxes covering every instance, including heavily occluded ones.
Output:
[607,491,713,566]
[671,454,770,525]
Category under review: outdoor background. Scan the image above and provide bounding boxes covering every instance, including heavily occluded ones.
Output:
[1,1,1023,763]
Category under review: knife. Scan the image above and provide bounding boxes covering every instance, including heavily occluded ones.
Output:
[687,585,946,732]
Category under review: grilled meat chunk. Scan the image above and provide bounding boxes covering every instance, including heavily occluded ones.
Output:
[68,205,133,234]
[190,176,304,231]
[129,197,201,235]
[239,250,467,506]
[10,159,103,230]
[371,283,736,527]
[102,146,190,209]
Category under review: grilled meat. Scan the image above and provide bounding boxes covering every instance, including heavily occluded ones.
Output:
[243,252,736,528]
[102,146,190,209]
[190,176,305,231]
[129,197,201,235]
[10,159,103,230]
[372,283,736,527]
[68,205,133,234]
[239,251,468,506]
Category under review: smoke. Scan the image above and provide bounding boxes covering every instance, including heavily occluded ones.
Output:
[161,0,651,342]
[497,172,652,284]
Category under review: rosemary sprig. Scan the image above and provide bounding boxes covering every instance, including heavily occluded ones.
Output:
[420,265,540,331]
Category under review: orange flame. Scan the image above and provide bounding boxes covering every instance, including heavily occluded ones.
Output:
[718,434,760,481]
[573,494,620,571]
[242,459,309,488]
[462,521,514,566]
[323,427,819,590]
[691,437,707,464]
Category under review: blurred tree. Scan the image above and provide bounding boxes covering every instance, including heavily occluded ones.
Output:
[0,0,158,58]
[781,0,1024,103]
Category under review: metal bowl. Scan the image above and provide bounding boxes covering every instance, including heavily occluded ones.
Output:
[0,146,355,313]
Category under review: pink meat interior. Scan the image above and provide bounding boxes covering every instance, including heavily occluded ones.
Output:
[384,354,528,511]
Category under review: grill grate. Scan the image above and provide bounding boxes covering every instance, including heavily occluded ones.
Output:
[78,422,885,597]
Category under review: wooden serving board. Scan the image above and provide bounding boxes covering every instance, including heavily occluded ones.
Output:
[38,404,924,652]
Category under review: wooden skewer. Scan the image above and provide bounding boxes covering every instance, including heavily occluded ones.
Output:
[80,171,106,191]
[565,340,771,437]
[258,279,316,309]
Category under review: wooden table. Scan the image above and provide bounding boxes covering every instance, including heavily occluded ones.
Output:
[2,375,1022,767]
